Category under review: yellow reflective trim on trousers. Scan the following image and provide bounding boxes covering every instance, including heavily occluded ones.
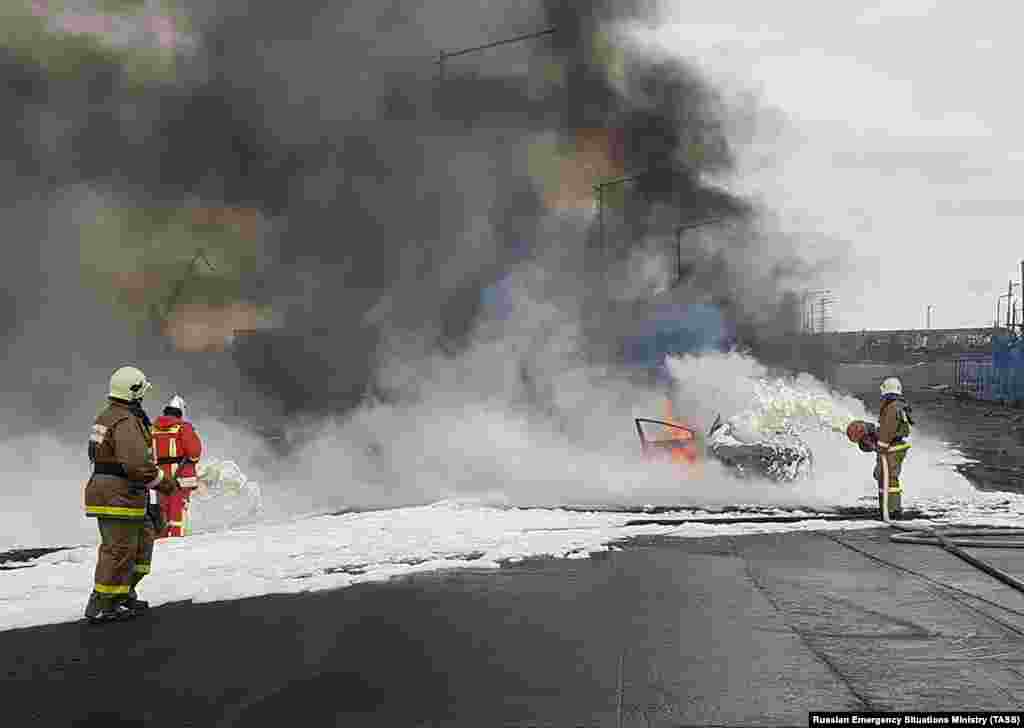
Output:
[95,583,131,595]
[887,443,911,452]
[86,505,146,519]
[134,563,151,574]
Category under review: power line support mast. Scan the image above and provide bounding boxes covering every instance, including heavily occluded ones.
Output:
[1011,280,1015,331]
[592,166,704,278]
[673,218,725,287]
[818,293,835,334]
[1008,280,1020,331]
[436,27,557,82]
[593,173,639,267]
[800,289,830,334]
[161,248,216,324]
[1015,259,1024,333]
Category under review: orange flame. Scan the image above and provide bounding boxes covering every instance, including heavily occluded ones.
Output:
[659,398,701,468]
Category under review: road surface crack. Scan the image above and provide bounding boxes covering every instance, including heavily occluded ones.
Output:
[729,537,875,711]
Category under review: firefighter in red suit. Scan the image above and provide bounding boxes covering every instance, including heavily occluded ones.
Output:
[151,394,203,538]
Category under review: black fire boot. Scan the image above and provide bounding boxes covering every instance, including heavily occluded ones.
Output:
[83,592,104,621]
[86,597,137,624]
[124,590,150,614]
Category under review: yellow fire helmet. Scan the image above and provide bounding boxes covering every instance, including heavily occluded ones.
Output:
[109,366,152,401]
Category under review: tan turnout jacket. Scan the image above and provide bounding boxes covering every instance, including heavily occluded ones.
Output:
[84,399,165,520]
[877,397,911,451]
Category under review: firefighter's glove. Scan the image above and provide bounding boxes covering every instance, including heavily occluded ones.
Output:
[146,502,167,533]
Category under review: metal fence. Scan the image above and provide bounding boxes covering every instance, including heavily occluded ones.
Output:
[955,337,1024,402]
[955,353,994,400]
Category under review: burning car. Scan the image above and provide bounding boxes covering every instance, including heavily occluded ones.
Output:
[636,404,814,483]
[634,416,701,467]
[704,413,814,482]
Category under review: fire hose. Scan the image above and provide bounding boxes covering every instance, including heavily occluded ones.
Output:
[880,489,1024,594]
[875,437,1024,595]
[626,434,1024,598]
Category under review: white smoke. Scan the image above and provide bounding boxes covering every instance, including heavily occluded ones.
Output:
[218,270,922,518]
[0,261,987,552]
[0,257,982,552]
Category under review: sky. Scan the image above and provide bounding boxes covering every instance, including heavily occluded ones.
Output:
[633,0,1024,331]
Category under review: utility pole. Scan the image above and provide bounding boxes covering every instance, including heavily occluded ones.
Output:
[674,217,725,285]
[1009,280,1019,330]
[592,165,696,270]
[1010,280,1015,331]
[998,293,1010,330]
[592,172,639,262]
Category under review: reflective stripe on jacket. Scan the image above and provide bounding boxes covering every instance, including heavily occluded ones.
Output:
[152,415,203,483]
[84,400,162,520]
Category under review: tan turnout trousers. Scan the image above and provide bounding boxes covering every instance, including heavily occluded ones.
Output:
[93,515,156,607]
[874,448,908,518]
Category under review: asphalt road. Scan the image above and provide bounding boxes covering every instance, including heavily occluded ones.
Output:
[4,528,1024,727]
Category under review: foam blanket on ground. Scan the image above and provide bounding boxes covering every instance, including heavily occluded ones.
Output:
[0,503,885,632]
[4,528,1024,726]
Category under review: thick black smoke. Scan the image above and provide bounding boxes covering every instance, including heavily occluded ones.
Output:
[0,0,812,445]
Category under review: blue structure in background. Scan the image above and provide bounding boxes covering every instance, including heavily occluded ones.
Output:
[956,334,1024,402]
[479,275,517,321]
[620,303,733,374]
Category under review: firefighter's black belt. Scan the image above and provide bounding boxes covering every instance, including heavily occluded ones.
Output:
[157,457,185,466]
[92,462,127,477]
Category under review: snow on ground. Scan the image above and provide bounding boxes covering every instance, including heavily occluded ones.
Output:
[0,501,888,632]
[6,355,1024,632]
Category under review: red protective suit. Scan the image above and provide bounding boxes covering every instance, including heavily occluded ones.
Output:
[151,415,203,538]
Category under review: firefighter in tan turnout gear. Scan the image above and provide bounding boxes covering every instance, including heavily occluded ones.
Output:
[873,376,914,520]
[84,366,181,623]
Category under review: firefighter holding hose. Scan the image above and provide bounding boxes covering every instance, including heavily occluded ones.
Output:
[152,394,203,538]
[847,376,914,520]
[874,377,913,519]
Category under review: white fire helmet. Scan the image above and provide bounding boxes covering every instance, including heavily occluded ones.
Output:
[880,377,903,397]
[109,366,152,401]
[165,394,187,417]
